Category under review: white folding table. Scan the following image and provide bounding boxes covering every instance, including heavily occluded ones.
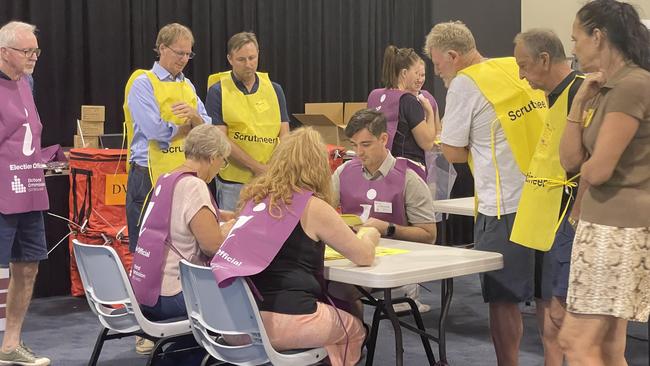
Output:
[433,197,474,245]
[324,239,503,366]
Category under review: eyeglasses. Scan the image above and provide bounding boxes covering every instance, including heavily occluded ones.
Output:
[165,45,195,59]
[6,47,41,58]
[220,157,230,171]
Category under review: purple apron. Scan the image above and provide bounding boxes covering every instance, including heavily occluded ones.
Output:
[130,171,219,306]
[339,158,424,225]
[211,191,312,288]
[367,88,437,150]
[0,77,49,214]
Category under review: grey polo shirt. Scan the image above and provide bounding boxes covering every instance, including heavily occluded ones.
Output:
[331,152,435,224]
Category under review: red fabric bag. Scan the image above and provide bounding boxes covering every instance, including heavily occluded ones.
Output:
[68,148,131,296]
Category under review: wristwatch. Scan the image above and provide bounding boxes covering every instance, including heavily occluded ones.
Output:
[386,222,396,238]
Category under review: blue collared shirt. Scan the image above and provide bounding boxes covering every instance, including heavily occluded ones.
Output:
[127,62,211,166]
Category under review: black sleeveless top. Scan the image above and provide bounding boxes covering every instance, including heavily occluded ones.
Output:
[250,222,325,315]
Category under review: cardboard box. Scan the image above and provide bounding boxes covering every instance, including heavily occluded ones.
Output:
[77,120,105,136]
[293,102,366,149]
[343,102,367,125]
[81,105,105,122]
[74,135,100,148]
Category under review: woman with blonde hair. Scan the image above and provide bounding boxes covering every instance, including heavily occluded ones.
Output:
[558,1,650,364]
[211,127,379,366]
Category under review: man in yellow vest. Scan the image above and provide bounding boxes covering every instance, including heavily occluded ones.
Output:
[424,21,547,365]
[512,29,585,366]
[124,23,209,256]
[205,32,289,210]
[124,22,210,354]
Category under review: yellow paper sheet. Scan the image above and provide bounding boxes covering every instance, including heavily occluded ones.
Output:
[324,246,410,261]
[340,214,363,227]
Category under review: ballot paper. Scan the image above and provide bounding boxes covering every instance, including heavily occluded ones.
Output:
[324,246,410,261]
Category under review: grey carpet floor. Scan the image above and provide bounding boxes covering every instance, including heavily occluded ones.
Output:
[13,275,649,365]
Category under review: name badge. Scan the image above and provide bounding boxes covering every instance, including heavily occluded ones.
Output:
[374,201,392,214]
[254,99,270,113]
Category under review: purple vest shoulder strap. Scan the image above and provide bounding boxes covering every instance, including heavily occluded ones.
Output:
[211,190,313,288]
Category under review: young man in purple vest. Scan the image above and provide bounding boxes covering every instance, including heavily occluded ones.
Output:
[0,21,51,365]
[330,109,436,315]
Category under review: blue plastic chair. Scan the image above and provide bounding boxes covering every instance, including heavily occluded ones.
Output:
[179,260,328,366]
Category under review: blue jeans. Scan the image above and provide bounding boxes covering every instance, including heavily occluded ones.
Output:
[140,293,187,321]
[126,164,152,252]
[141,293,204,366]
[215,177,243,211]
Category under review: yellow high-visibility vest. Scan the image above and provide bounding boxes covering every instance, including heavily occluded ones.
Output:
[123,69,197,186]
[459,57,547,218]
[208,71,281,184]
[511,74,583,250]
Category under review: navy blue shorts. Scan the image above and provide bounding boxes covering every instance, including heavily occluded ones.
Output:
[474,213,535,303]
[548,216,575,298]
[0,211,48,267]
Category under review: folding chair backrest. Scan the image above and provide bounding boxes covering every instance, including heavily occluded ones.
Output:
[180,260,327,366]
[180,260,269,365]
[73,240,131,303]
[73,240,140,333]
[181,261,259,332]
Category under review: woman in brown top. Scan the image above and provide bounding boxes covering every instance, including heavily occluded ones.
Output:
[558,1,650,364]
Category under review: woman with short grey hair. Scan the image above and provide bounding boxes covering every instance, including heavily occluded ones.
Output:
[184,123,231,163]
[133,124,234,324]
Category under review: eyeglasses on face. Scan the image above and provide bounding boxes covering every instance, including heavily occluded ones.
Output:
[165,45,195,59]
[219,157,230,171]
[7,47,41,58]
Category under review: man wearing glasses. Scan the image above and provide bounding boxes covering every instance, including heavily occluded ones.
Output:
[123,23,210,354]
[206,32,290,211]
[0,21,51,365]
[123,22,209,254]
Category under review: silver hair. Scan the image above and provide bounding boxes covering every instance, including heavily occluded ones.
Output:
[514,28,567,63]
[0,21,37,48]
[184,124,231,162]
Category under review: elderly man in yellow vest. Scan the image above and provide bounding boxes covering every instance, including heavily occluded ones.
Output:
[206,32,290,210]
[123,22,210,353]
[424,21,546,365]
[512,29,585,366]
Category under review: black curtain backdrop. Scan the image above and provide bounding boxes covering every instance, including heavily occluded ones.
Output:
[1,0,520,147]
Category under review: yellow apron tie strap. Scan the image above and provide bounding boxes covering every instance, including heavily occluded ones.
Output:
[490,116,502,219]
[522,173,579,234]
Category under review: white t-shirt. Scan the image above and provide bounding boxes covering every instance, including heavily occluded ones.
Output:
[441,74,523,216]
